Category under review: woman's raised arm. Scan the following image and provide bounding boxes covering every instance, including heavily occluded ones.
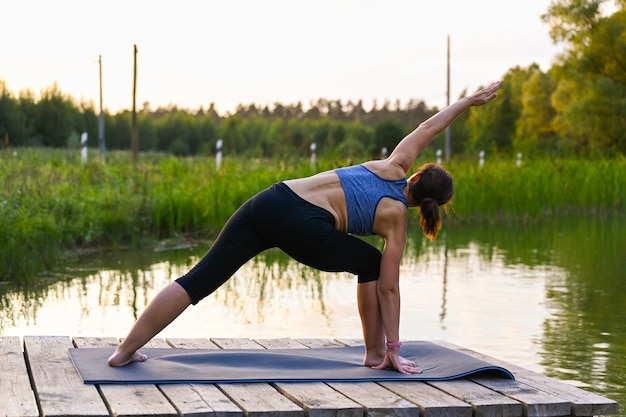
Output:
[388,80,502,172]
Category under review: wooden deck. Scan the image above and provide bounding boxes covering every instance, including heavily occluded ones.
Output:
[0,336,619,417]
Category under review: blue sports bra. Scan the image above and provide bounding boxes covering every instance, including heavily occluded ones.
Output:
[335,165,408,236]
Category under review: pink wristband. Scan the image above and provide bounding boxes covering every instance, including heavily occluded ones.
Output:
[386,341,401,349]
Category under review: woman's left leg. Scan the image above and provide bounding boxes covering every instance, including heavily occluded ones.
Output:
[109,186,278,366]
[272,203,387,364]
[285,232,387,365]
[108,281,192,366]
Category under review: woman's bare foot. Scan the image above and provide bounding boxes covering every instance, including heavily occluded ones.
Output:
[107,348,148,367]
[363,350,386,367]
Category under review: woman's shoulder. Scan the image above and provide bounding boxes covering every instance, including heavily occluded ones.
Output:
[361,160,407,180]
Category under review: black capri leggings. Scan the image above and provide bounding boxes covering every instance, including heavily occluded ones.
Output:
[175,182,382,304]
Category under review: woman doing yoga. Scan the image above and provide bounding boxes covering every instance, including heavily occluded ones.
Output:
[108,80,502,374]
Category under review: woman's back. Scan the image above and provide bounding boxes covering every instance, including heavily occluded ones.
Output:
[283,159,407,234]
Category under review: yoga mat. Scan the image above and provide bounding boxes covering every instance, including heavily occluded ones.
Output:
[69,341,514,384]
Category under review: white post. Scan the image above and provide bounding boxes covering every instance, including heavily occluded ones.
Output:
[80,132,88,164]
[516,152,523,167]
[216,139,223,171]
[310,142,317,170]
[381,146,388,159]
[436,149,442,165]
[479,150,485,168]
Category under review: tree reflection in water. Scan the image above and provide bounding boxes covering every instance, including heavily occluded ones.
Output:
[0,216,624,415]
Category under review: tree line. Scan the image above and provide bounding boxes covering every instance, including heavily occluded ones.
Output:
[0,81,439,160]
[1,0,624,159]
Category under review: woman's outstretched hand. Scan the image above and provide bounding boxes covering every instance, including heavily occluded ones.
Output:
[468,80,503,106]
[372,350,423,374]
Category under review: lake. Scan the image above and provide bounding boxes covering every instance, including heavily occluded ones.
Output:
[1,215,624,414]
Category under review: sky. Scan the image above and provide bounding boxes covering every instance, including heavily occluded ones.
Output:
[1,0,563,115]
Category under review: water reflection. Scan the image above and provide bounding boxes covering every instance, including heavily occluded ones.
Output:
[539,217,626,407]
[0,216,624,415]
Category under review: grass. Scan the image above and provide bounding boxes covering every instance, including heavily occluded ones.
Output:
[1,148,624,283]
[450,158,625,220]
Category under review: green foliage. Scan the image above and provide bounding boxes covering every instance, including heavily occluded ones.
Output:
[514,69,558,157]
[0,82,28,146]
[106,110,129,150]
[0,82,98,149]
[545,1,626,156]
[34,85,79,147]
[467,67,533,156]
[373,119,404,157]
[541,0,604,44]
[1,149,624,284]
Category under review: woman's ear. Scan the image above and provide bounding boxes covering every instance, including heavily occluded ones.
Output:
[408,172,421,182]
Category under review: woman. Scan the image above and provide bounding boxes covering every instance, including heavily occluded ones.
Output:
[108,80,502,373]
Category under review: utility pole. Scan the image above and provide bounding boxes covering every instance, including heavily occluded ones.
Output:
[98,55,106,161]
[445,34,451,163]
[131,44,139,162]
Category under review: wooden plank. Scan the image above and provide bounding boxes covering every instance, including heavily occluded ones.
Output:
[298,338,420,417]
[380,380,475,417]
[73,336,177,417]
[432,340,620,416]
[333,339,491,417]
[0,336,39,417]
[410,340,572,417]
[19,335,618,417]
[209,337,304,417]
[336,338,524,417]
[293,338,346,349]
[470,376,570,417]
[254,337,363,417]
[326,381,420,417]
[23,335,109,417]
[162,337,244,417]
[425,379,522,417]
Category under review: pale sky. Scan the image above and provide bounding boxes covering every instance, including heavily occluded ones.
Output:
[1,0,562,115]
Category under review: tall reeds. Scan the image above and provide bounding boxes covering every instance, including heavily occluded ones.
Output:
[450,158,625,221]
[1,148,624,283]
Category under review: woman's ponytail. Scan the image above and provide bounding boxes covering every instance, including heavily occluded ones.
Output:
[419,197,442,240]
[410,163,454,240]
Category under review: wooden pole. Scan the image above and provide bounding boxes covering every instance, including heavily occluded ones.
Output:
[445,34,451,163]
[98,55,105,161]
[131,44,139,162]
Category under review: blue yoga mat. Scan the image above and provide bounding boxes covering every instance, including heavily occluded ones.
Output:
[69,341,514,384]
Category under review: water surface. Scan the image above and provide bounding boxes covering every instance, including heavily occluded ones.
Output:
[1,216,624,414]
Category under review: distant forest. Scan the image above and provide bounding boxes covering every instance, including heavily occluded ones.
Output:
[1,0,625,159]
